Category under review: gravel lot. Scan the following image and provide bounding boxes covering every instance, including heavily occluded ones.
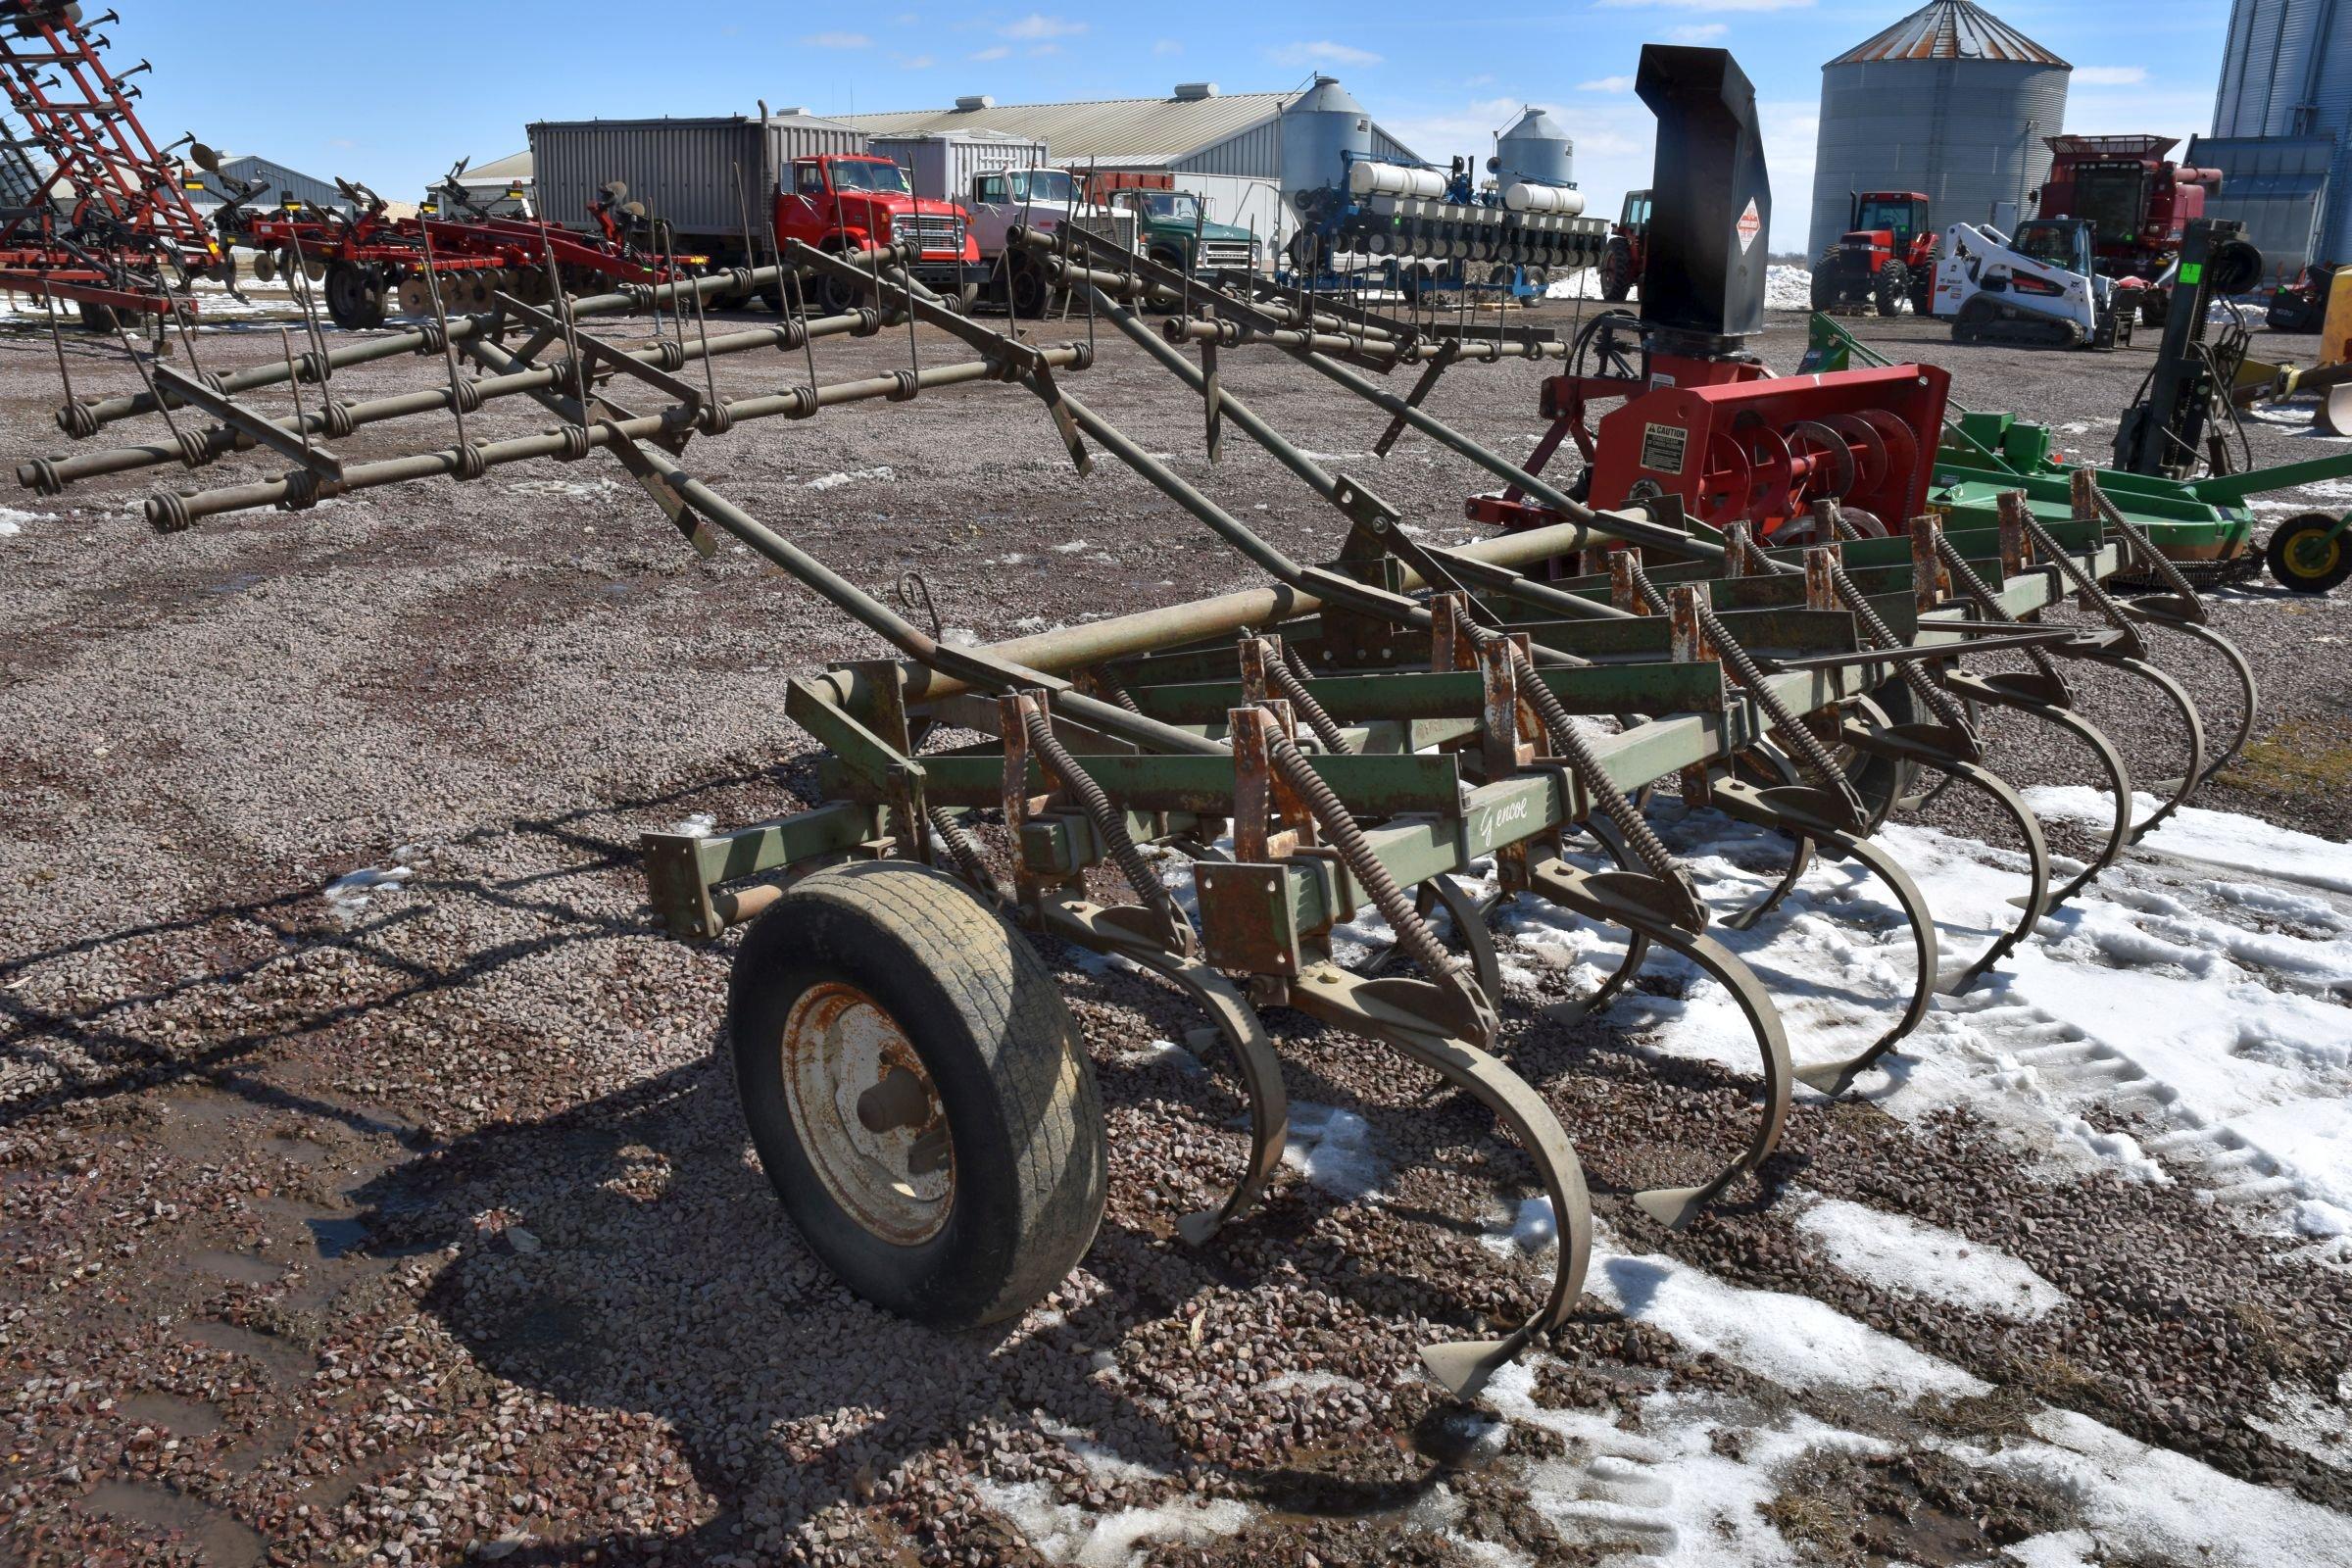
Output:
[2,292,2349,1567]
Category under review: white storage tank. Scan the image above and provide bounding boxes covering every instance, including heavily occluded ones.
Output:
[1348,160,1447,199]
[1494,107,1574,190]
[1501,181,1585,216]
[1805,0,2071,261]
[872,129,1049,204]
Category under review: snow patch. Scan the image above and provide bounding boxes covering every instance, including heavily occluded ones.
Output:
[973,1479,1250,1568]
[1793,1195,2067,1318]
[2027,786,2352,896]
[0,506,46,537]
[1282,1101,1385,1200]
[801,466,894,491]
[320,864,414,924]
[1765,265,1816,312]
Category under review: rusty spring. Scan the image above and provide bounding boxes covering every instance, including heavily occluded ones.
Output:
[1021,704,1187,936]
[1626,557,1857,809]
[2085,480,2206,618]
[1266,655,1353,754]
[1263,728,1460,983]
[928,807,1002,900]
[1934,531,2072,700]
[1812,516,1982,738]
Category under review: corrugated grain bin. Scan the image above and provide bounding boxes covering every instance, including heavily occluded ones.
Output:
[527,113,866,238]
[872,130,1049,204]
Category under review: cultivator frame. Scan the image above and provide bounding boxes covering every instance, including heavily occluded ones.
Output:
[16,44,2264,1399]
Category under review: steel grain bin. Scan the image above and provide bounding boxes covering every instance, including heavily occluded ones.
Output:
[1805,0,2071,260]
[527,112,866,242]
[2213,0,2352,267]
[1278,76,1371,201]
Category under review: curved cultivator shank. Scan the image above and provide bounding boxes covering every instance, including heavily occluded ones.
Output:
[27,40,2262,1398]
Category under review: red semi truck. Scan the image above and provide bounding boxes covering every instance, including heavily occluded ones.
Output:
[528,116,987,314]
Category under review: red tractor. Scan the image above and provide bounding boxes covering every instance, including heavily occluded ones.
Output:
[1811,191,1935,316]
[1597,188,1649,301]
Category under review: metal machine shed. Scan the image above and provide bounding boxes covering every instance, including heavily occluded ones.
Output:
[183,153,351,216]
[839,84,1421,178]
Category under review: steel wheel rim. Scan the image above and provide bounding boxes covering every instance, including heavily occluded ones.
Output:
[2288,526,2340,580]
[780,980,955,1246]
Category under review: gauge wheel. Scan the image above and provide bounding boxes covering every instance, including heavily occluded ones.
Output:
[728,861,1107,1327]
[75,300,119,334]
[1007,258,1054,319]
[323,260,386,330]
[2266,513,2351,595]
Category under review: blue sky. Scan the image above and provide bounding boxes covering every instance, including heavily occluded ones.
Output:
[117,0,2233,252]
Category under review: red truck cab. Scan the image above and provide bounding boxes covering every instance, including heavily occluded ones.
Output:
[779,153,985,313]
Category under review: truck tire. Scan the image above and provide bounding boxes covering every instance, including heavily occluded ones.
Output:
[729,862,1108,1328]
[2140,289,2169,329]
[1007,259,1052,319]
[814,262,867,318]
[75,300,119,334]
[1144,248,1186,314]
[1908,240,1937,313]
[1875,259,1908,318]
[1598,237,1635,303]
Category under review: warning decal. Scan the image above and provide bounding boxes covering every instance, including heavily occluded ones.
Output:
[1736,198,1762,254]
[1640,421,1690,476]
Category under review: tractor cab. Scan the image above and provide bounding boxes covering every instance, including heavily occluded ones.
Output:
[1618,189,1651,236]
[1598,188,1651,302]
[1847,191,1929,251]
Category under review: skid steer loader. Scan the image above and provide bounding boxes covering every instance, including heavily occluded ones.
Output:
[1932,218,2130,351]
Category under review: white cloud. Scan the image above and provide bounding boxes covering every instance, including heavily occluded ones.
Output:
[1597,0,1810,10]
[1578,75,1636,93]
[1000,13,1085,39]
[1671,23,1729,39]
[1026,43,1061,56]
[799,30,871,47]
[2074,65,2148,86]
[969,44,1010,60]
[1152,38,1182,56]
[896,52,936,68]
[1268,39,1384,69]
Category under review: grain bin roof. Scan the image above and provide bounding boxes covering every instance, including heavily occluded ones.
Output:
[1828,0,2069,68]
[839,88,1418,167]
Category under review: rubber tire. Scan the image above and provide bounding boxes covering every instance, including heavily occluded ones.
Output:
[1908,240,1936,313]
[813,264,867,318]
[952,281,980,317]
[2141,290,2169,329]
[1810,253,1841,312]
[75,300,119,334]
[1143,248,1186,315]
[1007,260,1052,319]
[729,861,1107,1329]
[1875,259,1908,318]
[1598,237,1635,303]
[323,261,385,330]
[2266,514,2352,595]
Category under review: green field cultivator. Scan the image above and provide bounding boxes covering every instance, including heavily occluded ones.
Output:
[14,46,2265,1397]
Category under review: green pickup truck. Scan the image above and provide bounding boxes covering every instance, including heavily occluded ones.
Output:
[1106,187,1260,282]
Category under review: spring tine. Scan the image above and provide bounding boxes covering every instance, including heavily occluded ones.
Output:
[413,211,468,451]
[110,318,184,450]
[1784,831,1938,1095]
[42,292,77,411]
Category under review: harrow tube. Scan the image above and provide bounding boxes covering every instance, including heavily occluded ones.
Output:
[23,315,858,493]
[55,249,906,436]
[142,348,1084,530]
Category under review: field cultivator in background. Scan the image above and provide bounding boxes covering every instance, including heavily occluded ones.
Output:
[11,44,2268,1399]
[210,160,700,330]
[0,0,220,328]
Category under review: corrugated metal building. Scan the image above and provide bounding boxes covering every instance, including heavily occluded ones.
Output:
[183,153,352,216]
[2200,0,2352,272]
[1806,0,2071,260]
[839,82,1421,183]
[445,149,534,214]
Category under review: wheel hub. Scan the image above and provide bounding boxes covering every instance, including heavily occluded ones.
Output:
[780,981,954,1245]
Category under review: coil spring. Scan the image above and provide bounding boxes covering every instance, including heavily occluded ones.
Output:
[1264,727,1459,983]
[145,492,192,532]
[2019,508,2132,631]
[22,456,64,497]
[2089,482,2205,613]
[279,470,320,513]
[295,351,330,386]
[698,402,734,436]
[1020,704,1185,936]
[772,319,807,353]
[927,807,1002,900]
[323,397,363,436]
[1265,656,1352,755]
[778,385,819,419]
[57,401,100,440]
[1935,531,2068,693]
[172,426,216,470]
[553,425,593,463]
[885,369,919,403]
[415,320,448,356]
[453,443,488,482]
[1627,558,1852,798]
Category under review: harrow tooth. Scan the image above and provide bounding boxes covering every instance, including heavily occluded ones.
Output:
[1356,873,1503,1004]
[1945,670,2136,909]
[2123,611,2258,791]
[2100,656,2209,844]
